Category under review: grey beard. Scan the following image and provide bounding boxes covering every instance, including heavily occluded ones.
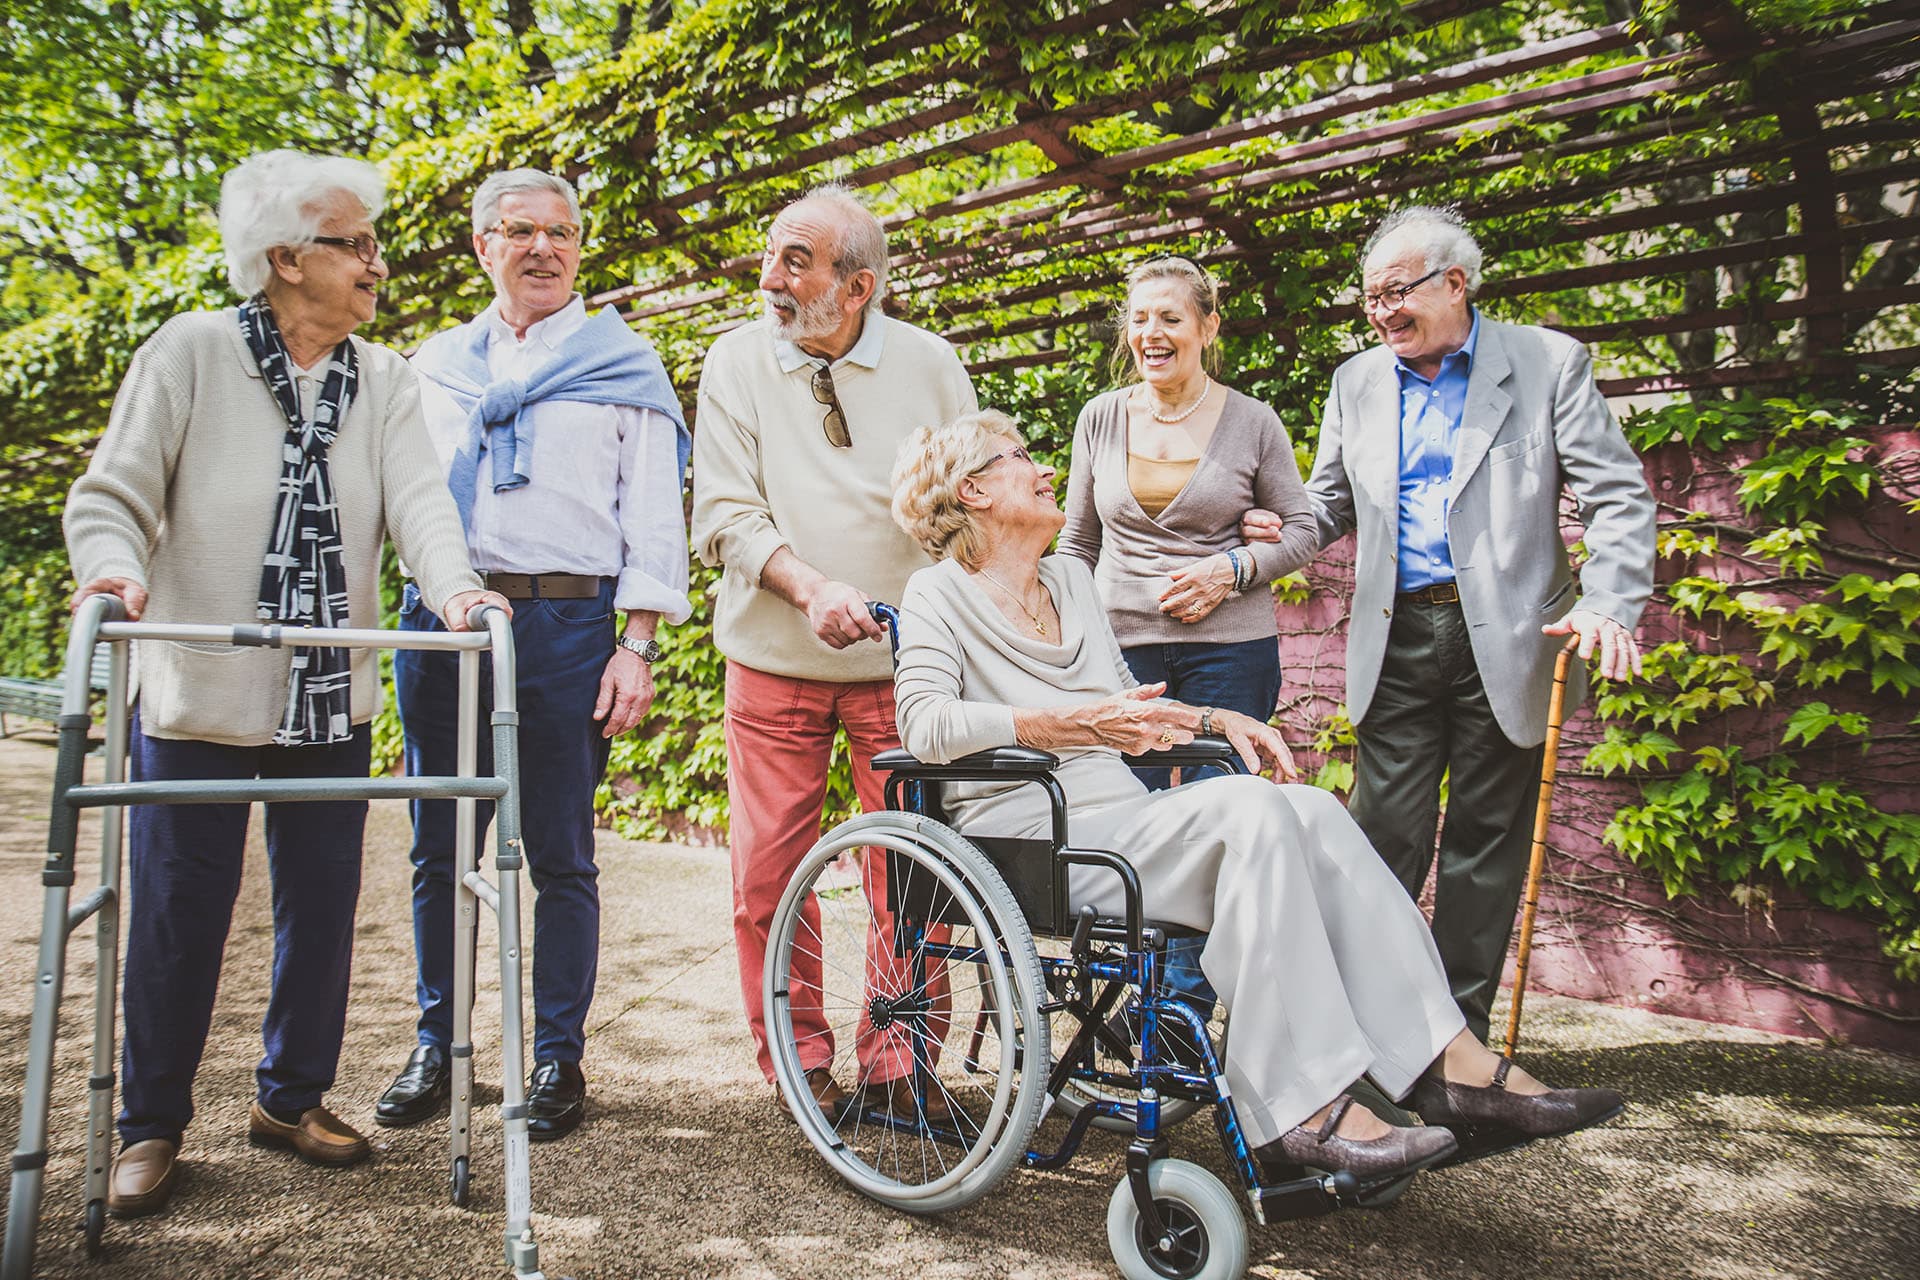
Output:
[765,284,844,343]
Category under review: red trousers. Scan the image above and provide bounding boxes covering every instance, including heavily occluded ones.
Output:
[724,661,949,1084]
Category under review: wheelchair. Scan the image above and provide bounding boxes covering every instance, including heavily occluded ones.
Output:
[764,605,1416,1280]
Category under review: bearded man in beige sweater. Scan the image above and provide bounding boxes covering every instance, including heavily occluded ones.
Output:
[691,185,977,1119]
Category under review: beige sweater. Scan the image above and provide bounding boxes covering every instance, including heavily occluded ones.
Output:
[692,314,977,682]
[65,309,481,745]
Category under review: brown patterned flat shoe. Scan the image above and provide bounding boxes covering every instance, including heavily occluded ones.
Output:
[1257,1094,1458,1184]
[1410,1057,1625,1156]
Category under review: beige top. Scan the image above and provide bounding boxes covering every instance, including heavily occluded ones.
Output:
[692,314,978,682]
[894,554,1149,838]
[64,309,482,745]
[1127,453,1199,518]
[1059,386,1319,645]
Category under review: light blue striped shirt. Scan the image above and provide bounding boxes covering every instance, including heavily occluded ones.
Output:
[1395,309,1481,592]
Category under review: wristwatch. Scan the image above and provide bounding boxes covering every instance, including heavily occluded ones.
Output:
[618,635,664,664]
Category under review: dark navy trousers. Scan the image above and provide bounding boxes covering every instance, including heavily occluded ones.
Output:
[1121,635,1285,1012]
[119,716,371,1147]
[395,581,614,1064]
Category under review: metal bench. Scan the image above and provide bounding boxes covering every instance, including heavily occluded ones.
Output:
[0,650,112,737]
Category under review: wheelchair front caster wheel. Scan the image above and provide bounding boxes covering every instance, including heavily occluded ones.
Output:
[449,1155,471,1207]
[83,1199,106,1257]
[1105,1158,1248,1280]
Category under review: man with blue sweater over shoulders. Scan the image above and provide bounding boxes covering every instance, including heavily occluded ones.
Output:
[376,169,691,1138]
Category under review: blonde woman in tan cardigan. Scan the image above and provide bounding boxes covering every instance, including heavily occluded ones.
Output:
[1058,256,1317,1008]
[64,150,504,1221]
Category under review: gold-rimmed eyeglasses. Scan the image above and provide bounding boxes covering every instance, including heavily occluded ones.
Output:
[311,234,382,265]
[487,218,583,249]
[811,364,852,448]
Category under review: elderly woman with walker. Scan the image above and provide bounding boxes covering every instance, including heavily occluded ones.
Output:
[61,148,504,1220]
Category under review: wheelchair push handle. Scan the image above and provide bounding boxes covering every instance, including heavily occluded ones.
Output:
[867,601,902,659]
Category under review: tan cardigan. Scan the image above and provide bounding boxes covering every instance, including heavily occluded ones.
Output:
[65,309,481,745]
[1058,386,1318,646]
[692,314,978,682]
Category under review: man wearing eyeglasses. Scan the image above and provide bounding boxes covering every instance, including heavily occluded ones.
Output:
[375,169,692,1140]
[691,184,977,1119]
[1269,204,1654,1040]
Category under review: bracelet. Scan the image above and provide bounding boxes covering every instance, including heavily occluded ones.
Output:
[1226,548,1250,594]
[1200,706,1215,735]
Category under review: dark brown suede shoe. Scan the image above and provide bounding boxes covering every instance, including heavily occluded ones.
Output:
[1410,1057,1625,1144]
[247,1101,371,1166]
[1257,1094,1458,1183]
[107,1138,179,1218]
[776,1066,850,1123]
[863,1074,955,1126]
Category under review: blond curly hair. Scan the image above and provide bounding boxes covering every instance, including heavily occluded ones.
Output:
[890,410,1024,571]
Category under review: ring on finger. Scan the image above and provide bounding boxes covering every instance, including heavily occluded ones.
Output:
[1158,729,1176,745]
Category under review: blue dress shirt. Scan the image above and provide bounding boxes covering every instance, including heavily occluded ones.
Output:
[1394,309,1481,592]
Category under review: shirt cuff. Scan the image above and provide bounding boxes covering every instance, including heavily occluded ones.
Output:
[615,570,693,624]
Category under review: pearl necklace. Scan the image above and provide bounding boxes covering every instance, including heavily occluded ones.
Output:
[1146,377,1212,424]
[977,570,1050,637]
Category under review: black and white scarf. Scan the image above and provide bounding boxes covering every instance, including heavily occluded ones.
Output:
[239,298,358,747]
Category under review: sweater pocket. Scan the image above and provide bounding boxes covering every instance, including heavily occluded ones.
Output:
[139,640,287,744]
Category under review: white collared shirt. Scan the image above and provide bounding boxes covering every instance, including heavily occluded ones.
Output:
[412,295,691,622]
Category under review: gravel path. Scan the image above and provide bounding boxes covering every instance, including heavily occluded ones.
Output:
[0,733,1913,1279]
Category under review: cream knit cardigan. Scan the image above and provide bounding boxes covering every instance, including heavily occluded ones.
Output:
[65,310,482,746]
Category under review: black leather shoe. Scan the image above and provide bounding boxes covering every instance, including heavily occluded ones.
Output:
[526,1060,585,1142]
[375,1045,450,1129]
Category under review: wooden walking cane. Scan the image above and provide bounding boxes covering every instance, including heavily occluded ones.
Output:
[1502,636,1582,1059]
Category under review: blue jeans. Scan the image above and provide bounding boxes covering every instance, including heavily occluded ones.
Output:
[395,580,615,1063]
[1121,635,1284,1014]
[119,714,370,1146]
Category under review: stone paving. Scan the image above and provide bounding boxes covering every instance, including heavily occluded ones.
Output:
[0,734,1913,1279]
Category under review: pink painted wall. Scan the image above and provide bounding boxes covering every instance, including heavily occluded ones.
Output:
[1274,428,1920,1055]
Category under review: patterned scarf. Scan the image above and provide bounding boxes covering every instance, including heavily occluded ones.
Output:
[238,298,358,747]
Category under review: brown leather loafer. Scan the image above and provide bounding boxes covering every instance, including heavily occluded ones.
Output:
[107,1138,179,1218]
[247,1101,371,1166]
[1410,1057,1625,1142]
[776,1066,850,1122]
[1258,1094,1458,1183]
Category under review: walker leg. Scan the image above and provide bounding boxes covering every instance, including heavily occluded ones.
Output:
[3,711,93,1279]
[487,619,542,1280]
[81,653,130,1255]
[449,649,480,1204]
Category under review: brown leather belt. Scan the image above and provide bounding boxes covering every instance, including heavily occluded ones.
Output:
[484,572,605,600]
[1398,582,1460,605]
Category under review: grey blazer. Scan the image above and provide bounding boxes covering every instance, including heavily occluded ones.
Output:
[1304,318,1656,748]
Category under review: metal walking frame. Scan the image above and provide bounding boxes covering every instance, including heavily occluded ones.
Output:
[3,593,547,1279]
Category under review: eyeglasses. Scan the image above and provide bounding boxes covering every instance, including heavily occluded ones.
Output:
[1360,268,1442,314]
[971,446,1032,474]
[311,235,382,265]
[487,218,583,249]
[810,365,851,448]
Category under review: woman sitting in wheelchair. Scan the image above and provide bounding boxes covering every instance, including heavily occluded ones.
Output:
[886,410,1623,1184]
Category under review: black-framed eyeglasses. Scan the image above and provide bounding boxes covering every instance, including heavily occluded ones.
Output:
[1361,268,1442,314]
[311,234,382,265]
[810,365,851,448]
[971,445,1032,475]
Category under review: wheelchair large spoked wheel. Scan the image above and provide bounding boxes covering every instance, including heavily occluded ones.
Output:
[1105,1158,1248,1280]
[1043,937,1229,1135]
[765,812,1048,1215]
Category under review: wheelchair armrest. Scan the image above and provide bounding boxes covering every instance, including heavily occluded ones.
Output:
[871,745,1062,777]
[1121,734,1245,773]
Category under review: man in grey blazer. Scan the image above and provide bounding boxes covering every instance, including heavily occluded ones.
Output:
[1267,205,1655,1039]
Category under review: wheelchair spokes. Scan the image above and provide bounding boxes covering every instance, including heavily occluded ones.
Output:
[765,816,1048,1213]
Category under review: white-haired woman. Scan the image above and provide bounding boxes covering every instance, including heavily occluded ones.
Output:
[64,149,505,1218]
[888,411,1624,1184]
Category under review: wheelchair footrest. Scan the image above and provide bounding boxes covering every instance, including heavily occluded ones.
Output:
[1429,1121,1536,1168]
[1253,1168,1361,1222]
